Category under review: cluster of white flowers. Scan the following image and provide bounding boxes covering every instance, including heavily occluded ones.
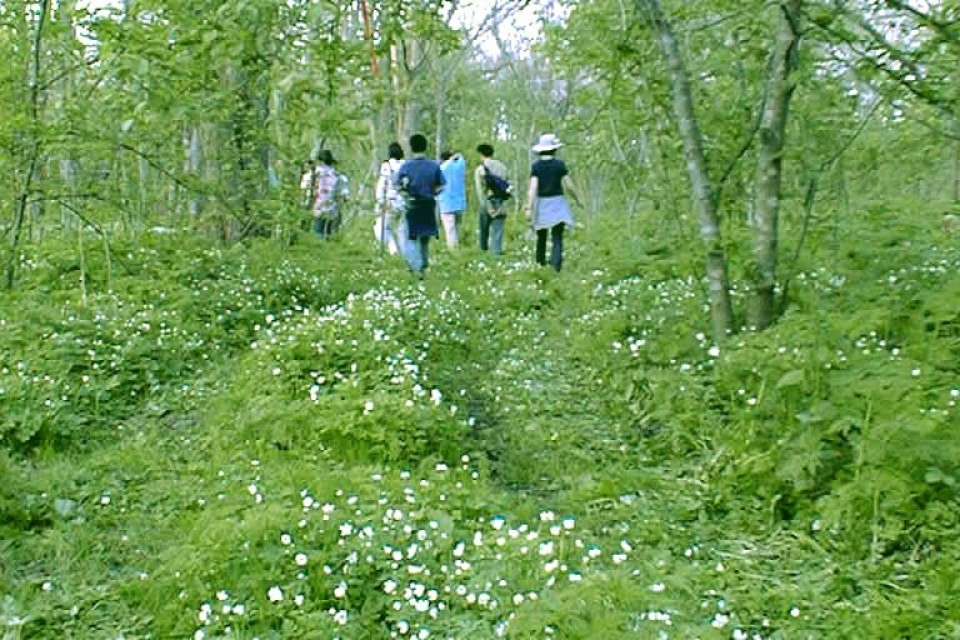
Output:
[191,457,652,639]
[182,441,806,639]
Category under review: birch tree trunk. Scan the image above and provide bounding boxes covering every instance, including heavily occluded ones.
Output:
[402,41,423,142]
[390,43,403,142]
[123,0,150,221]
[435,63,447,156]
[186,125,203,216]
[635,0,734,342]
[6,0,49,289]
[392,40,422,143]
[57,0,79,229]
[29,163,45,241]
[138,152,150,219]
[748,0,802,329]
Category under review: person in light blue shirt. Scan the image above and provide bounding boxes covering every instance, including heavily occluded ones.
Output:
[438,150,467,249]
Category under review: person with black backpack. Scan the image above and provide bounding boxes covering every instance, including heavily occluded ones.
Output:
[474,143,512,257]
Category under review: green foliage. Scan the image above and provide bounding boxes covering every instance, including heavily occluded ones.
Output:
[5,0,960,628]
[576,207,960,559]
[2,205,959,637]
[0,231,381,451]
[206,284,474,464]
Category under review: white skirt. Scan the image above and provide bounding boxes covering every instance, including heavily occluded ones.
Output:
[534,196,573,230]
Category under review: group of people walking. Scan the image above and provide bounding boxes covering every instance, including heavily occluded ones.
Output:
[302,132,583,277]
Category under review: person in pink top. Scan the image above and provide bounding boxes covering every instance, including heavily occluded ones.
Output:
[312,150,349,239]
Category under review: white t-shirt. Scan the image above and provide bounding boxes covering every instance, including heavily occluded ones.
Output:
[375,158,405,214]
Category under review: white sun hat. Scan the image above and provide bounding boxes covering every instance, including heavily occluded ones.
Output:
[532,133,563,152]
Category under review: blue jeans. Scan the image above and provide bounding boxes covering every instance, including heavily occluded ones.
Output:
[313,216,337,239]
[405,236,431,274]
[479,199,506,256]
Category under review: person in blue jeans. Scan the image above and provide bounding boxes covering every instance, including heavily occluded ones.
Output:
[474,143,510,257]
[397,133,445,277]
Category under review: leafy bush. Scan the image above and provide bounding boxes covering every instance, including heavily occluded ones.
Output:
[2,202,959,638]
[0,234,380,452]
[578,230,960,554]
[205,285,477,464]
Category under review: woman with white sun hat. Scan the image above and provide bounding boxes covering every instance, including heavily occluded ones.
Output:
[525,133,584,272]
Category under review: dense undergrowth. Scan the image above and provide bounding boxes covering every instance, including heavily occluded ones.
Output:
[1,203,958,638]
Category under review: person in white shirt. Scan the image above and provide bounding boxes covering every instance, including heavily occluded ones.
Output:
[374,142,406,256]
[299,158,316,209]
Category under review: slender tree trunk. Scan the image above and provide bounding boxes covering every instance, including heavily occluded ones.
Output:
[270,88,285,191]
[57,0,79,230]
[122,0,150,222]
[392,40,422,143]
[748,0,802,329]
[6,0,49,289]
[403,40,422,141]
[635,0,734,342]
[186,126,203,216]
[948,115,960,202]
[28,162,45,241]
[435,52,452,156]
[390,44,404,142]
[435,71,447,156]
[138,154,150,219]
[60,158,79,227]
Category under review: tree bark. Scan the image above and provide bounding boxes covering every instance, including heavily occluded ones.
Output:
[402,39,422,141]
[390,43,403,142]
[391,39,422,143]
[635,0,734,342]
[122,0,151,222]
[435,61,448,156]
[748,0,802,329]
[29,162,45,241]
[57,0,79,230]
[186,125,203,216]
[138,153,150,219]
[6,0,49,289]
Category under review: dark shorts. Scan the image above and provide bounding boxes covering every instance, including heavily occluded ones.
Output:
[406,197,439,239]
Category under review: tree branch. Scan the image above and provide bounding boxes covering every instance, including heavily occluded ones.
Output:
[779,98,883,312]
[883,0,959,40]
[46,198,135,275]
[114,141,249,225]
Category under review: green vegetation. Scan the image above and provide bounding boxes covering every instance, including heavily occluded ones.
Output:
[2,204,957,638]
[4,0,960,637]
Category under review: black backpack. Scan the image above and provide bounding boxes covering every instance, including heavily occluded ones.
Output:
[483,165,512,201]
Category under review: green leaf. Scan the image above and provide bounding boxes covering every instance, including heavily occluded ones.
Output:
[777,369,805,389]
[924,468,956,487]
[796,401,836,424]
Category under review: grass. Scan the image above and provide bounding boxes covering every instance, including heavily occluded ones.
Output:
[1,205,958,639]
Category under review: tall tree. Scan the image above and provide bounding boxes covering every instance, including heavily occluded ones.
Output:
[635,0,735,341]
[6,0,50,289]
[749,0,803,329]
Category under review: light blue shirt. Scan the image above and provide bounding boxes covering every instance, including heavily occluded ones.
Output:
[438,155,467,214]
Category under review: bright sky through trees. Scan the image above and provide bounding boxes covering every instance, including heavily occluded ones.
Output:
[75,0,551,59]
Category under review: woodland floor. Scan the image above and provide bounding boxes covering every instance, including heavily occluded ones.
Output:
[2,211,958,639]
